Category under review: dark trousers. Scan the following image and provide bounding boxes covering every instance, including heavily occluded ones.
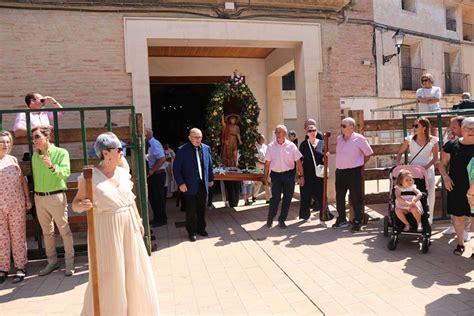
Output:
[299,176,323,220]
[336,166,363,223]
[147,171,167,223]
[268,169,296,222]
[183,182,208,233]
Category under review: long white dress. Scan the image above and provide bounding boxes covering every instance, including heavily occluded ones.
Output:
[80,167,160,316]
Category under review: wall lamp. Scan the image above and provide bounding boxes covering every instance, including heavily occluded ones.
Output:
[383,29,405,65]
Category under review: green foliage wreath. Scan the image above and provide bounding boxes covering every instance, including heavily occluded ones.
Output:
[205,81,260,169]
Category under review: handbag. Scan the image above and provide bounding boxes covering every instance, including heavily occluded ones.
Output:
[308,140,327,178]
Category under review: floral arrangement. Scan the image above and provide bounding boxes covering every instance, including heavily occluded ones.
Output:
[205,71,261,169]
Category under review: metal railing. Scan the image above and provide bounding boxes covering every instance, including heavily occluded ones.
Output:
[401,66,426,91]
[463,22,474,41]
[0,106,151,257]
[444,72,470,94]
[446,18,457,32]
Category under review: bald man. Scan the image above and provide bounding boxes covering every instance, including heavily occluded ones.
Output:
[173,128,214,242]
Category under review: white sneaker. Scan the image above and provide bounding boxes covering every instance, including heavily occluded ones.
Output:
[464,231,471,242]
[442,226,456,235]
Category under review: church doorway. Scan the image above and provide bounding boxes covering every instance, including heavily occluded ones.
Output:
[150,83,215,151]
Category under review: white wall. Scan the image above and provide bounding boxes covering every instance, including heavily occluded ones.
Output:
[148,57,268,133]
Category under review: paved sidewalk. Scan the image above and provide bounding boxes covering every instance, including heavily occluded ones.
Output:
[1,199,473,315]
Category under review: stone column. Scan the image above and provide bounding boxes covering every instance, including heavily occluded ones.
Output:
[266,76,284,139]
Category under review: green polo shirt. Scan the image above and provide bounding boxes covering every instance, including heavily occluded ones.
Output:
[32,144,70,193]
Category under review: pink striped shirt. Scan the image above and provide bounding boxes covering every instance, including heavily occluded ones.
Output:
[264,139,302,172]
[335,132,373,169]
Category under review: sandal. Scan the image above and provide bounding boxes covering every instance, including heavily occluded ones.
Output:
[0,271,7,284]
[12,269,26,284]
[403,225,411,232]
[453,244,465,256]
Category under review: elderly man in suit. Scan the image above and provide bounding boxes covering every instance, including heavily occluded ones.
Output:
[173,128,214,242]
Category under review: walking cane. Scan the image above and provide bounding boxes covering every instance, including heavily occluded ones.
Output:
[84,166,101,316]
[321,132,331,221]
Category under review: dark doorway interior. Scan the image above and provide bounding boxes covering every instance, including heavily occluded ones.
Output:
[150,84,215,150]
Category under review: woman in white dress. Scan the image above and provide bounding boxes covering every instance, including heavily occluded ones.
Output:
[72,132,159,315]
[163,143,177,198]
[396,117,439,224]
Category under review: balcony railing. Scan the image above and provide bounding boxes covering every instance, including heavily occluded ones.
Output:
[401,67,426,91]
[463,23,474,41]
[445,72,471,94]
[446,18,457,31]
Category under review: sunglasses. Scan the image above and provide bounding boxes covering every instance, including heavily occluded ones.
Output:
[341,124,347,128]
[307,130,317,133]
[412,124,419,128]
[107,147,123,153]
[421,79,429,83]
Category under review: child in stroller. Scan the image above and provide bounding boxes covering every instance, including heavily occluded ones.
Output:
[384,165,432,252]
[395,169,423,232]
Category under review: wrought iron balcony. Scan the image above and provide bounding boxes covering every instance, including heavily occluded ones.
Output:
[401,67,426,91]
[444,72,471,94]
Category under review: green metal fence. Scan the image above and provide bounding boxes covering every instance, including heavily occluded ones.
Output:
[402,108,474,220]
[0,106,151,257]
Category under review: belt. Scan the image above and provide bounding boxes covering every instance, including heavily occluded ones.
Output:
[35,190,66,196]
[271,168,295,174]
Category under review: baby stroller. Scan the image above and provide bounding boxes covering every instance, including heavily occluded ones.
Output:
[383,165,432,253]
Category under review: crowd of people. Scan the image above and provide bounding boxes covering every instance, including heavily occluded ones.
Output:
[0,80,472,313]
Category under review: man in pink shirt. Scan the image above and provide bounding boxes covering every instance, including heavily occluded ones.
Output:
[334,117,373,232]
[263,124,305,228]
[13,92,63,138]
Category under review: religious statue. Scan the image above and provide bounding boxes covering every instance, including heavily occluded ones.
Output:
[221,114,242,167]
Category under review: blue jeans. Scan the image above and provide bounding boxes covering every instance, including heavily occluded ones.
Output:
[268,169,296,222]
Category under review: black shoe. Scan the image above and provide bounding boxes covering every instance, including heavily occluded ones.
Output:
[279,221,287,229]
[266,220,272,228]
[151,235,156,241]
[0,272,6,284]
[252,197,256,202]
[197,230,209,237]
[266,200,270,204]
[351,222,361,232]
[320,212,335,221]
[188,233,197,242]
[332,219,349,228]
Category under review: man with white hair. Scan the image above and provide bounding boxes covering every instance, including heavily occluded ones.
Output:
[452,92,474,110]
[334,117,373,232]
[263,124,305,228]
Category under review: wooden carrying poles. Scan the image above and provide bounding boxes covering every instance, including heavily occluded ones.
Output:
[84,166,101,316]
[321,132,331,221]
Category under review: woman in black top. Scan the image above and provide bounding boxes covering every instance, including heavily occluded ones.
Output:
[439,117,474,256]
[299,125,325,221]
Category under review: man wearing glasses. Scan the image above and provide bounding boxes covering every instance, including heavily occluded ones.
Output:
[263,124,305,229]
[31,126,74,276]
[13,93,63,138]
[334,117,373,232]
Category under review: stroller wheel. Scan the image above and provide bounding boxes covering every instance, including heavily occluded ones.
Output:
[383,216,389,237]
[421,238,430,254]
[388,235,398,250]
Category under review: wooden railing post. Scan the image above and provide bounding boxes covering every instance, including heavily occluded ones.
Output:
[84,166,101,316]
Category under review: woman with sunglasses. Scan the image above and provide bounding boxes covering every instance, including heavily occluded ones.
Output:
[298,125,326,222]
[0,131,31,284]
[438,117,474,257]
[416,74,441,113]
[396,117,439,224]
[72,132,159,315]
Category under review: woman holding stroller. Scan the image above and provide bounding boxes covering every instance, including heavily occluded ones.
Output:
[438,117,474,257]
[396,117,439,224]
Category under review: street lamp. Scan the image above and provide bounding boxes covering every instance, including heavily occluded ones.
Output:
[383,29,405,65]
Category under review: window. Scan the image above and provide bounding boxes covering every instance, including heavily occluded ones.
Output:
[282,71,295,91]
[401,0,415,13]
[446,7,457,32]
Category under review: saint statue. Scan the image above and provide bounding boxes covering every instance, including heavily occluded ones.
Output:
[221,114,242,167]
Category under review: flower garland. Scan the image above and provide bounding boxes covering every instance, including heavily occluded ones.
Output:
[205,73,260,169]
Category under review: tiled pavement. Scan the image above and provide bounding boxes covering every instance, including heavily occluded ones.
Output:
[1,199,473,315]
